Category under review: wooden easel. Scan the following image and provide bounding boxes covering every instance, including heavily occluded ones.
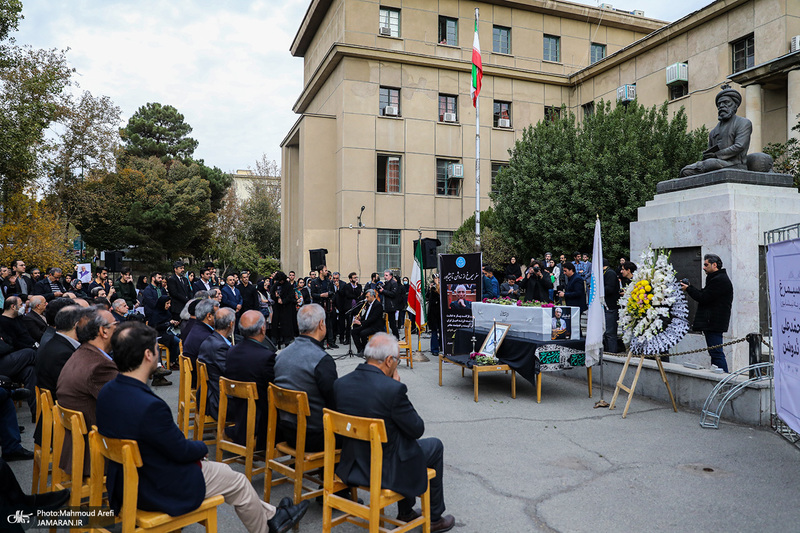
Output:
[609,352,678,418]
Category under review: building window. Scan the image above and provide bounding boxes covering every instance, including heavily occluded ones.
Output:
[731,34,754,73]
[544,106,561,122]
[377,155,401,193]
[582,102,594,118]
[436,158,462,196]
[438,16,457,46]
[669,82,689,100]
[493,26,511,54]
[493,101,511,128]
[437,231,453,254]
[543,35,560,62]
[379,87,400,116]
[590,43,606,64]
[377,229,401,274]
[438,94,457,122]
[379,7,400,38]
[491,162,506,194]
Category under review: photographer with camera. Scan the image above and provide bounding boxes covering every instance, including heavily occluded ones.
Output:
[377,270,401,338]
[520,261,553,303]
[309,265,339,349]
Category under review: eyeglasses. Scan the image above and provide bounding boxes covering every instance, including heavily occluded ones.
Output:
[102,322,117,329]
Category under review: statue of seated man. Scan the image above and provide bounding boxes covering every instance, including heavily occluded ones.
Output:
[680,85,752,177]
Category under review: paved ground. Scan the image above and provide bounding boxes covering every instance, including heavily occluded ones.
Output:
[9,337,800,532]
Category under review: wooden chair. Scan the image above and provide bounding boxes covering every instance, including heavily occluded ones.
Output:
[51,403,91,510]
[397,318,413,368]
[88,429,224,533]
[321,408,435,533]
[265,383,345,505]
[193,361,218,444]
[32,387,54,494]
[383,313,390,334]
[157,342,172,370]
[177,355,196,439]
[216,377,265,482]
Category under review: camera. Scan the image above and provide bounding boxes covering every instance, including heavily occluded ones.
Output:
[533,266,540,273]
[681,278,689,285]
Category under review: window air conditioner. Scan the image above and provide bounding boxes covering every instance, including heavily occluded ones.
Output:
[384,105,398,116]
[498,118,511,128]
[617,84,636,103]
[379,26,392,36]
[599,3,613,9]
[448,163,464,178]
[791,35,800,53]
[443,112,457,122]
[632,9,644,16]
[665,63,688,86]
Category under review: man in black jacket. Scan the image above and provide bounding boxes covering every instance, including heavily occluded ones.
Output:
[521,262,553,303]
[378,270,400,338]
[602,259,621,353]
[341,272,363,345]
[557,263,587,313]
[32,268,68,301]
[167,261,191,321]
[351,290,384,353]
[21,295,48,343]
[681,253,734,372]
[224,310,276,450]
[334,333,456,532]
[309,266,338,349]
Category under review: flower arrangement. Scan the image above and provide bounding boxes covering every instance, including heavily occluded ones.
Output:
[469,352,498,365]
[482,297,554,308]
[618,247,690,356]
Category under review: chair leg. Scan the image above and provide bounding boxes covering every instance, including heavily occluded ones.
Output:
[31,450,40,494]
[322,496,332,533]
[422,478,432,533]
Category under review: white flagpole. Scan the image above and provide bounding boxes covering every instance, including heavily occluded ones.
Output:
[474,7,481,252]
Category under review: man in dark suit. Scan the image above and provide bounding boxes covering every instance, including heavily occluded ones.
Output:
[341,272,362,346]
[57,308,119,476]
[448,285,472,310]
[224,310,276,450]
[378,270,401,338]
[192,267,214,294]
[10,259,33,302]
[238,270,259,314]
[220,274,243,313]
[167,261,191,321]
[97,321,308,532]
[32,268,68,301]
[197,307,235,420]
[0,297,37,351]
[334,333,456,532]
[21,295,48,342]
[184,298,219,388]
[141,272,163,321]
[351,289,384,353]
[557,262,587,313]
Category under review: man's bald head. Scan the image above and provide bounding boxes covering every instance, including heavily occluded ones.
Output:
[238,310,266,340]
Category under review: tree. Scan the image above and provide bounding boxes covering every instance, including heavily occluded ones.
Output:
[69,157,222,263]
[0,192,74,271]
[242,155,281,258]
[449,208,515,270]
[0,44,74,209]
[0,0,22,45]
[120,102,199,162]
[764,114,800,189]
[492,101,707,262]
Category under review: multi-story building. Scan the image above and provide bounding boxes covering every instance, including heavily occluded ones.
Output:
[281,0,800,276]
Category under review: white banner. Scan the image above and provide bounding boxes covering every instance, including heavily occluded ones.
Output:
[767,238,800,435]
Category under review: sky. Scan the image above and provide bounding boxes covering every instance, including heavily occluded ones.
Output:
[15,0,701,174]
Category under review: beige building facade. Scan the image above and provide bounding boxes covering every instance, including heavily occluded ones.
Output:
[282,0,800,277]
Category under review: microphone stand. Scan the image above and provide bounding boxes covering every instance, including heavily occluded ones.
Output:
[336,299,366,360]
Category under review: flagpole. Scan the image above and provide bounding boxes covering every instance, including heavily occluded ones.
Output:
[474,7,481,252]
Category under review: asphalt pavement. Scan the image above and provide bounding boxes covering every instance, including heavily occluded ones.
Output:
[8,336,800,532]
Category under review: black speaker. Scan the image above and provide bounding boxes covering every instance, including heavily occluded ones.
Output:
[309,248,328,271]
[105,251,124,272]
[412,238,441,270]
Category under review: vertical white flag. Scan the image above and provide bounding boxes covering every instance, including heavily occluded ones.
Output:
[585,217,605,367]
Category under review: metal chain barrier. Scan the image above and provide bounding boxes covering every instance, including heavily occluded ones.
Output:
[603,336,749,358]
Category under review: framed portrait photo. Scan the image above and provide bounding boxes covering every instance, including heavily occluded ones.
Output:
[479,322,510,358]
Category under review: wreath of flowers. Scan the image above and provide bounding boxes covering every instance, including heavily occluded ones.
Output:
[618,247,690,356]
[469,352,498,365]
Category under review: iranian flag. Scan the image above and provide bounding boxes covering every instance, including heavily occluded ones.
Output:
[407,241,426,327]
[471,16,482,107]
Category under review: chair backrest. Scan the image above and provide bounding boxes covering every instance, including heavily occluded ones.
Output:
[218,377,258,435]
[89,428,143,533]
[322,408,387,501]
[52,402,89,506]
[384,313,390,333]
[37,389,55,493]
[178,355,194,436]
[267,383,311,453]
[196,360,210,422]
[404,318,412,339]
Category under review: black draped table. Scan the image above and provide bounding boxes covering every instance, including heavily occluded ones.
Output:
[438,327,591,402]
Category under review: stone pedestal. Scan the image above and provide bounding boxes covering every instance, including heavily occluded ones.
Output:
[630,169,800,371]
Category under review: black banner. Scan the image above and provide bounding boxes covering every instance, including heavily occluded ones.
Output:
[439,253,482,356]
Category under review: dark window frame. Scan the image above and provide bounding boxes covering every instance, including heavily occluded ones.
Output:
[438,94,458,122]
[379,86,400,116]
[377,154,402,193]
[438,16,458,46]
[731,34,754,73]
[379,6,401,38]
[436,158,463,197]
[543,34,561,62]
[493,101,512,128]
[493,25,511,54]
[590,43,606,64]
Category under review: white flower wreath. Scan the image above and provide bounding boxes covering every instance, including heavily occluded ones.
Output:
[618,247,690,356]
